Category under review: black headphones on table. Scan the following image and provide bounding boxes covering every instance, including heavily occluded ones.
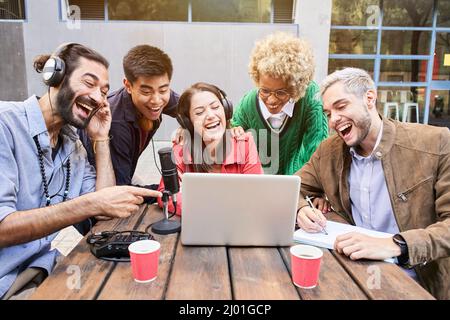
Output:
[86,230,153,262]
[177,85,233,133]
[42,42,79,87]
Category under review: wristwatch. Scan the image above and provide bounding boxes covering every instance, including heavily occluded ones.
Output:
[393,234,410,267]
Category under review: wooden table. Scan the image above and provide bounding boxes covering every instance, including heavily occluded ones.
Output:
[31,205,435,300]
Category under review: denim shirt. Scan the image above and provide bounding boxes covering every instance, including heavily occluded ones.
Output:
[0,96,96,297]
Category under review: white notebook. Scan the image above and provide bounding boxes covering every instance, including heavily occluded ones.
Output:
[293,220,396,263]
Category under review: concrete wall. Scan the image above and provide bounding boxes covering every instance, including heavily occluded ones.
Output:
[1,0,331,139]
[0,22,27,100]
[21,0,298,139]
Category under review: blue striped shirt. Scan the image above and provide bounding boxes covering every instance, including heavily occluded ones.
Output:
[0,96,96,297]
[348,123,400,234]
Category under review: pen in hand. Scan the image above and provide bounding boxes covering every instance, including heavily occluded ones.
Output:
[305,196,328,235]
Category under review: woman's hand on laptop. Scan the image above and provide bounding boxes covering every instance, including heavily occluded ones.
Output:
[297,206,328,233]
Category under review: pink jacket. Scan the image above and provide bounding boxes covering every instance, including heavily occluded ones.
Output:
[157,132,263,215]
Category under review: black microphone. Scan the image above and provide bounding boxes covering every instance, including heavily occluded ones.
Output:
[158,147,179,196]
[152,147,181,235]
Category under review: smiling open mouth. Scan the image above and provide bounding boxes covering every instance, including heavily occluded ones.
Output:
[338,123,352,137]
[150,106,162,112]
[205,121,220,130]
[75,100,96,118]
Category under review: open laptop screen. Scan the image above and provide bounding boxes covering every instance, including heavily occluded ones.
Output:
[181,173,300,246]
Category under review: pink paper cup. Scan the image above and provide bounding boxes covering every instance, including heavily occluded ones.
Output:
[128,240,160,283]
[290,244,323,289]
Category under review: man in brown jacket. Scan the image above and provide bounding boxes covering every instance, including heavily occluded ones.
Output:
[296,68,449,299]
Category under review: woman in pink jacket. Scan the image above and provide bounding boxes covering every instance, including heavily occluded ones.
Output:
[158,82,263,214]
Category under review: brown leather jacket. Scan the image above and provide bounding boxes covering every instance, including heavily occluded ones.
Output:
[296,117,450,300]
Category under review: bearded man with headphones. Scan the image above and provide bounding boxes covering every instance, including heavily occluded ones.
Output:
[0,43,161,299]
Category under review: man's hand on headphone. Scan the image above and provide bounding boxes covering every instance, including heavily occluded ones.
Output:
[86,100,112,140]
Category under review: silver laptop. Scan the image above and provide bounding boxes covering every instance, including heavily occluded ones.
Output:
[181,173,300,246]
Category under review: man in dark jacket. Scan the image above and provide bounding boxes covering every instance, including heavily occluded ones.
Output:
[81,44,179,187]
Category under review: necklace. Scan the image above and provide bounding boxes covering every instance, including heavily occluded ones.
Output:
[33,136,71,206]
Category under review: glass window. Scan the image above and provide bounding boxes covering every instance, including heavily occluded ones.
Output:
[329,29,377,54]
[328,59,375,78]
[377,86,426,123]
[380,60,427,83]
[437,0,450,27]
[68,0,104,20]
[433,32,450,81]
[0,0,25,19]
[108,0,188,21]
[429,90,450,128]
[382,0,432,27]
[331,0,380,26]
[192,0,271,23]
[381,30,430,55]
[273,0,294,23]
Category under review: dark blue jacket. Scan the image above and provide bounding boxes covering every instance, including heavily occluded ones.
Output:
[79,87,179,185]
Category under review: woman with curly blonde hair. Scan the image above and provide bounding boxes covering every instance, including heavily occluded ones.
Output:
[232,32,328,176]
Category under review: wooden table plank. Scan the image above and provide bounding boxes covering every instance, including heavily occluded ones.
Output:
[229,247,300,300]
[31,207,435,300]
[165,242,231,300]
[279,247,368,300]
[30,207,145,300]
[325,212,435,300]
[97,205,179,300]
[332,253,435,300]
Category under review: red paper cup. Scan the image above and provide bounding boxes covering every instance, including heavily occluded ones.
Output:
[128,240,160,283]
[290,244,323,289]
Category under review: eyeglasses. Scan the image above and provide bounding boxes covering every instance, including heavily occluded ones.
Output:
[258,88,290,101]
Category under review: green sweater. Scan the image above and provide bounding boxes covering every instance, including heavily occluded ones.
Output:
[231,81,328,175]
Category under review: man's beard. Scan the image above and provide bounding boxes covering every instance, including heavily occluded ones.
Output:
[350,107,372,147]
[55,81,95,129]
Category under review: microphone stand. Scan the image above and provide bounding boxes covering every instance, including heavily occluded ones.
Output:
[152,190,181,235]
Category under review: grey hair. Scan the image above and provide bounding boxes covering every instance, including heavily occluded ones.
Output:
[320,68,375,99]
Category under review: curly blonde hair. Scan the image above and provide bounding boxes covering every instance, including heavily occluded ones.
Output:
[248,32,315,101]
